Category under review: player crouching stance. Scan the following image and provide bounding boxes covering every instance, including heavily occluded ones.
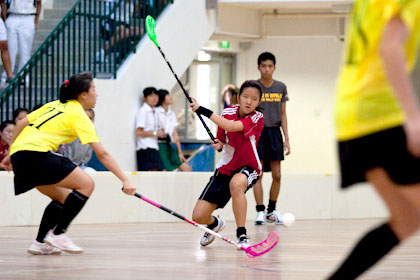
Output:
[190,81,264,248]
[0,72,136,255]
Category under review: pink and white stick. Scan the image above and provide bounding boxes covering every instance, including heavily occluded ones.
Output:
[134,193,279,257]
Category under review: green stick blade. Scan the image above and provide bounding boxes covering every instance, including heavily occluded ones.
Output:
[146,15,159,47]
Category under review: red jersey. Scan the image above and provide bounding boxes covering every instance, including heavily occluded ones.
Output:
[216,105,264,176]
[0,141,9,163]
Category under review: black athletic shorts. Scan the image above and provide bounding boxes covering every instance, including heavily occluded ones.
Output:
[11,151,77,195]
[137,148,165,171]
[339,126,420,188]
[199,166,259,209]
[257,126,284,172]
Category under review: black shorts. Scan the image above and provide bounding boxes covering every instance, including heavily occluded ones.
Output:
[257,127,284,172]
[11,151,77,195]
[137,148,165,171]
[199,167,259,209]
[339,126,420,188]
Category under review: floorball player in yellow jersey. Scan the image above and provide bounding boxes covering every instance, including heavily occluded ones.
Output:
[329,1,420,279]
[0,72,136,255]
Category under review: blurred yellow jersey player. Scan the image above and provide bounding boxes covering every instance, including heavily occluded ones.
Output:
[335,0,420,140]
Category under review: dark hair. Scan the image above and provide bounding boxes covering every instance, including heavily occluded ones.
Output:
[32,104,43,112]
[258,52,276,66]
[59,72,93,103]
[239,80,263,100]
[143,87,157,98]
[12,108,29,122]
[157,89,169,106]
[0,120,14,132]
[228,87,238,96]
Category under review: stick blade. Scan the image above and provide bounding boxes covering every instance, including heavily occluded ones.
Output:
[145,15,159,47]
[242,231,279,258]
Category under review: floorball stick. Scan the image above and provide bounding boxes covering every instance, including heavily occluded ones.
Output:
[134,192,279,258]
[145,15,221,149]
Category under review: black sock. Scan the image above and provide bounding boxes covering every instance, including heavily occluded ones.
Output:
[53,190,89,235]
[267,200,277,214]
[207,216,218,230]
[256,204,265,212]
[36,200,64,243]
[328,223,400,280]
[236,227,246,238]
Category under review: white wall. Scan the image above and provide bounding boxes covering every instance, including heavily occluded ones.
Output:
[0,172,387,227]
[93,0,217,171]
[236,36,343,174]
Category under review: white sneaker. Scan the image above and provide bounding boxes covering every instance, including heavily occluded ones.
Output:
[27,240,62,255]
[237,234,250,249]
[44,230,83,254]
[200,216,226,246]
[266,210,283,225]
[255,211,266,225]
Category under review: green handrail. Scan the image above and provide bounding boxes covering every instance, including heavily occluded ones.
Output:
[0,0,174,121]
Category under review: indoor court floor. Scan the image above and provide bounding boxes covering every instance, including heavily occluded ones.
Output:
[0,219,419,279]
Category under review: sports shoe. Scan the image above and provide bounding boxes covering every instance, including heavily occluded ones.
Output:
[200,216,226,246]
[237,234,250,249]
[266,210,283,225]
[255,211,266,225]
[27,240,62,255]
[44,230,83,254]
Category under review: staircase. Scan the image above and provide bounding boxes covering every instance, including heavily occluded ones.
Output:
[0,0,173,121]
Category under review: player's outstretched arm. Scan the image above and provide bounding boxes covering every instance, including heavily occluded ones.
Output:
[89,142,136,195]
[380,15,420,156]
[189,97,244,132]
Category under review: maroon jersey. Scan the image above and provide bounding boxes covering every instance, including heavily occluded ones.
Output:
[216,105,264,176]
[0,141,9,163]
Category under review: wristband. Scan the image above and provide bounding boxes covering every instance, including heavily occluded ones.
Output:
[196,106,213,118]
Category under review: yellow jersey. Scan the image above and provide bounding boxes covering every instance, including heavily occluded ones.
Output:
[10,100,99,155]
[335,0,420,140]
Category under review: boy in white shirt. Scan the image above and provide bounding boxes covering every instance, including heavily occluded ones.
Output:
[135,87,166,171]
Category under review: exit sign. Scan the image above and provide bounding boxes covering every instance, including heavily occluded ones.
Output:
[219,41,230,49]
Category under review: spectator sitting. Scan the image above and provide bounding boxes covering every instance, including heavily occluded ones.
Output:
[12,107,29,124]
[96,0,142,63]
[135,87,165,171]
[57,109,96,173]
[156,89,192,172]
[0,120,14,168]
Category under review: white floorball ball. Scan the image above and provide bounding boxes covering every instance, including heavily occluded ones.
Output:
[282,213,295,227]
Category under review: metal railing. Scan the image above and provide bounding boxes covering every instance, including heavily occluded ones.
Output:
[0,0,173,121]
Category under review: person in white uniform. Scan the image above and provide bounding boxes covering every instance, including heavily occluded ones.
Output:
[3,0,41,78]
[0,1,13,83]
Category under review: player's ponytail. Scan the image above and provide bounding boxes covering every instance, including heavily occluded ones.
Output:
[59,72,93,103]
